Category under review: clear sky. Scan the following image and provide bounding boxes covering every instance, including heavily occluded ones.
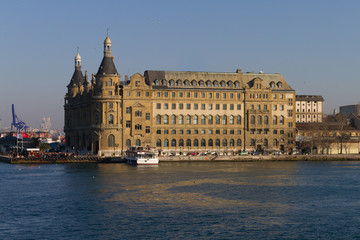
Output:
[1,0,359,129]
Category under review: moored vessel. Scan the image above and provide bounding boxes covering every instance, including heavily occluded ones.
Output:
[125,146,159,165]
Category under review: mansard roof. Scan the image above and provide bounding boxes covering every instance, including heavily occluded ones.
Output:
[296,95,324,102]
[144,70,294,91]
[97,56,118,75]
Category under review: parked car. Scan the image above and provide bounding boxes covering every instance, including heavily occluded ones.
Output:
[272,151,283,155]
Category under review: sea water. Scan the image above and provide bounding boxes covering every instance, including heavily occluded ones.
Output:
[0,161,360,239]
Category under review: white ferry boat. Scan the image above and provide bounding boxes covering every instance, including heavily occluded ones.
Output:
[125,146,159,165]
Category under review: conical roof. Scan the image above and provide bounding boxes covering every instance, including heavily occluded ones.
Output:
[96,56,118,75]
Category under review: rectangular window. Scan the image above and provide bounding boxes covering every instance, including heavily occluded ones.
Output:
[273,130,277,134]
[201,104,205,110]
[250,129,255,134]
[208,130,213,134]
[223,130,227,134]
[194,93,198,98]
[264,105,268,110]
[179,130,183,134]
[135,92,140,97]
[187,92,190,98]
[156,103,161,109]
[209,93,213,99]
[216,104,220,110]
[288,110,293,117]
[164,130,169,134]
[164,92,168,97]
[201,130,206,134]
[194,130,198,134]
[145,126,150,133]
[194,104,198,110]
[273,105,277,110]
[126,107,131,113]
[280,94,284,99]
[273,94,277,99]
[223,104,227,110]
[230,104,234,110]
[172,103,176,109]
[202,93,205,98]
[250,104,254,110]
[257,105,261,110]
[208,104,213,110]
[145,92,149,97]
[172,130,176,134]
[237,93,241,99]
[172,92,175,98]
[179,103,183,109]
[237,130,241,134]
[156,130,161,134]
[216,130,220,134]
[257,129,262,134]
[230,130,234,134]
[146,113,150,120]
[216,93,220,99]
[157,92,161,97]
[179,92,183,98]
[187,104,191,109]
[164,103,168,109]
[135,81,140,87]
[126,91,130,96]
[109,102,113,108]
[237,104,241,110]
[126,121,131,128]
[230,93,234,99]
[280,105,284,111]
[187,130,191,134]
[288,122,293,127]
[223,93,226,99]
[108,91,113,96]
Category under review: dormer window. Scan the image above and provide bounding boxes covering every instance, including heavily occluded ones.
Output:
[277,82,282,88]
[220,81,226,87]
[270,82,275,88]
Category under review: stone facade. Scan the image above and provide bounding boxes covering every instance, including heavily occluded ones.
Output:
[64,36,296,156]
[295,95,324,123]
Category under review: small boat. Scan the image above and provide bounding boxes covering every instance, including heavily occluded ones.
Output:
[125,146,159,165]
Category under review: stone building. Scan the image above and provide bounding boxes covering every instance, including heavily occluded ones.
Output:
[64,36,296,156]
[295,95,324,123]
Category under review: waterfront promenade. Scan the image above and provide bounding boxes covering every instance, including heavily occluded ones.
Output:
[2,153,360,164]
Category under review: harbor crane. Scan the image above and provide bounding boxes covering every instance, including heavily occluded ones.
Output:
[11,104,28,133]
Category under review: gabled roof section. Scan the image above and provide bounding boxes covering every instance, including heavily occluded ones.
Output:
[243,73,294,91]
[97,56,118,75]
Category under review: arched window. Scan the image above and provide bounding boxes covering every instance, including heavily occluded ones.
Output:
[191,80,197,86]
[223,139,227,147]
[213,80,219,87]
[270,81,275,88]
[108,79,112,86]
[220,81,226,87]
[179,139,184,147]
[156,139,161,147]
[208,115,213,124]
[136,139,141,146]
[229,115,234,125]
[194,139,199,147]
[199,80,204,86]
[155,80,160,86]
[184,80,190,86]
[109,114,114,124]
[171,115,176,124]
[251,115,255,124]
[280,116,284,125]
[264,139,268,146]
[162,80,167,86]
[193,115,198,125]
[215,115,220,124]
[169,80,175,86]
[164,115,169,124]
[237,115,241,125]
[201,115,206,124]
[201,139,206,147]
[257,116,262,125]
[108,134,115,147]
[230,139,234,146]
[179,115,184,124]
[273,139,278,146]
[227,81,233,87]
[186,115,191,124]
[206,80,212,87]
[171,139,176,147]
[250,139,255,146]
[156,115,161,124]
[273,116,278,125]
[186,139,191,147]
[215,139,220,147]
[126,139,131,147]
[164,139,169,147]
[277,81,282,88]
[208,139,213,147]
[234,81,240,87]
[222,115,227,125]
[264,115,269,125]
[177,80,182,86]
[237,139,242,147]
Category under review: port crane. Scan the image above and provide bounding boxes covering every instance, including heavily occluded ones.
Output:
[11,104,28,133]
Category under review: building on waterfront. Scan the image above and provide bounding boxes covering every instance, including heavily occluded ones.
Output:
[64,36,296,156]
[340,104,360,116]
[295,95,324,123]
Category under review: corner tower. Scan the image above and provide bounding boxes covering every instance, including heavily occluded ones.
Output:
[67,52,85,97]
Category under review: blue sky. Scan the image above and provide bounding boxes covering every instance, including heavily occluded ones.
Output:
[1,0,359,129]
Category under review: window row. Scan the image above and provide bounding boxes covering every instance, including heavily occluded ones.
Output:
[156,91,241,99]
[154,79,241,88]
[156,129,242,135]
[249,115,285,125]
[250,138,284,146]
[156,103,242,110]
[156,115,242,125]
[155,138,242,147]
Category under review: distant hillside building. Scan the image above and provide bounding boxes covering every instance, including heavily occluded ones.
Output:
[295,95,324,123]
[64,36,297,156]
[340,104,360,116]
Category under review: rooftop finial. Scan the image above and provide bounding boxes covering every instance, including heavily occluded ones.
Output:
[106,28,110,37]
[76,47,79,53]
